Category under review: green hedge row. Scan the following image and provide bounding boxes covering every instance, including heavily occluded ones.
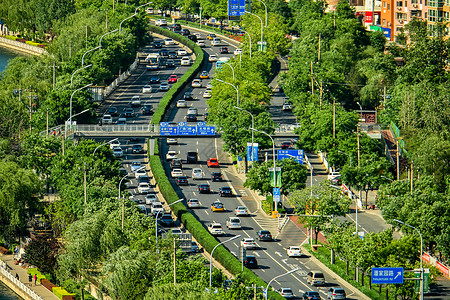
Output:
[148,25,204,124]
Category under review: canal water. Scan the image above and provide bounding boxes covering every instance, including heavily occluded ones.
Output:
[0,46,19,73]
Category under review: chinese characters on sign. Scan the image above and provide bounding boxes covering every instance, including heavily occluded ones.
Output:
[228,0,245,17]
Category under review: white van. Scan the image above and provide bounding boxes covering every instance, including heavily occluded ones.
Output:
[211,38,221,46]
[102,114,113,125]
[180,56,191,66]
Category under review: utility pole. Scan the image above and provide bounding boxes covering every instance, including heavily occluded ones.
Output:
[332,97,336,140]
[84,162,87,209]
[86,24,88,48]
[29,87,32,134]
[319,80,323,108]
[310,61,314,95]
[46,108,49,135]
[411,162,414,194]
[173,238,177,284]
[396,139,400,180]
[318,34,321,61]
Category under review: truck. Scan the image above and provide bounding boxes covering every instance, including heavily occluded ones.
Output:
[145,53,160,70]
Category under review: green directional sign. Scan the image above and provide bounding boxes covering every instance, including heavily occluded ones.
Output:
[414,269,429,293]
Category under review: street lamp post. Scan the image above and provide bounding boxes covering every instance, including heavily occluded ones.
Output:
[257,0,268,26]
[233,106,254,162]
[265,268,300,300]
[394,219,424,300]
[245,11,264,50]
[69,83,93,129]
[223,62,235,81]
[240,28,252,59]
[155,198,184,253]
[81,46,101,67]
[93,138,119,156]
[338,150,352,167]
[209,235,241,288]
[119,166,145,231]
[63,108,90,156]
[70,64,92,87]
[119,2,152,33]
[99,29,118,47]
[250,128,277,211]
[216,79,239,106]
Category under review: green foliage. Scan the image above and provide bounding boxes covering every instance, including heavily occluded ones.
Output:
[23,236,59,274]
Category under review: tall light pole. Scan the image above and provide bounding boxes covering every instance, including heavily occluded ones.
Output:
[81,46,100,66]
[71,64,92,87]
[93,138,119,156]
[338,150,352,167]
[245,11,264,50]
[119,2,152,33]
[257,0,268,26]
[69,83,93,129]
[209,235,241,288]
[216,79,239,106]
[265,268,300,300]
[240,28,252,59]
[223,62,235,81]
[119,166,145,231]
[234,106,254,162]
[394,219,424,300]
[199,7,202,28]
[63,108,90,156]
[155,198,184,253]
[99,29,118,47]
[250,128,277,211]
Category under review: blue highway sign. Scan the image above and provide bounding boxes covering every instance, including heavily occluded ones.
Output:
[277,149,304,164]
[197,125,215,136]
[273,188,281,203]
[371,267,404,284]
[160,123,178,136]
[178,125,197,136]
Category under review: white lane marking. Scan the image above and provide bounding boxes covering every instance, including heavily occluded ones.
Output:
[277,242,283,247]
[275,251,282,257]
[254,252,260,257]
[233,242,238,247]
[231,251,237,256]
[204,211,209,215]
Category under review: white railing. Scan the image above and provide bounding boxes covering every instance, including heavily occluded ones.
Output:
[74,124,159,134]
[103,56,139,99]
[0,261,43,300]
[0,37,46,55]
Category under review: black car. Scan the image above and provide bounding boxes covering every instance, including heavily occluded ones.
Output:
[130,137,141,143]
[170,159,183,169]
[159,214,175,227]
[281,141,293,149]
[138,175,150,184]
[150,76,160,84]
[123,108,134,118]
[177,175,189,186]
[183,91,193,100]
[211,172,222,181]
[154,41,162,48]
[188,34,197,42]
[168,51,177,59]
[219,47,229,54]
[181,28,190,36]
[107,106,118,116]
[198,183,210,194]
[243,255,258,269]
[142,103,153,115]
[219,186,232,197]
[173,24,181,31]
[256,230,272,241]
[186,114,197,122]
[302,291,321,300]
[159,49,169,57]
[165,60,175,68]
[132,144,144,154]
[186,151,198,163]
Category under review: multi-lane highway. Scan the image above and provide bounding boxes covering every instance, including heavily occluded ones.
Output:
[94,24,370,299]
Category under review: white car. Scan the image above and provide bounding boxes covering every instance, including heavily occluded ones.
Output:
[192,168,203,180]
[117,118,126,125]
[194,32,202,38]
[112,147,123,158]
[171,168,183,178]
[164,38,174,45]
[235,206,249,216]
[166,150,178,161]
[130,161,142,172]
[191,79,202,88]
[203,89,212,98]
[226,217,241,229]
[278,288,295,298]
[211,38,221,46]
[138,182,151,194]
[181,56,191,66]
[151,202,164,215]
[234,48,243,55]
[328,171,340,180]
[145,194,158,205]
[208,54,218,62]
[177,49,187,56]
[187,198,201,208]
[167,138,178,145]
[155,19,167,26]
[187,107,197,115]
[287,246,302,257]
[142,85,153,93]
[110,140,121,149]
[240,238,256,249]
[177,100,187,108]
[131,95,141,106]
[208,223,224,236]
[135,168,147,179]
[196,40,205,47]
[206,82,213,89]
[159,82,169,91]
[102,114,113,125]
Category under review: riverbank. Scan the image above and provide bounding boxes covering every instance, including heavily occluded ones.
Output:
[0,37,46,56]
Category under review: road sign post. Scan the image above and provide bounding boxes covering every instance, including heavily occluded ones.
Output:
[371,267,404,284]
[273,188,281,204]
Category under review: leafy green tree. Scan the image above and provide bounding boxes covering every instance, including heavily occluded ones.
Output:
[23,235,59,274]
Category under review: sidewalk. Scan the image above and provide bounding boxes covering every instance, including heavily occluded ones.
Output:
[0,254,59,300]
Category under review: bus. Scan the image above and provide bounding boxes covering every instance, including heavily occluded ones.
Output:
[145,53,160,70]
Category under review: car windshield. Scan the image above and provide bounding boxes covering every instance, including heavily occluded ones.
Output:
[260,231,270,234]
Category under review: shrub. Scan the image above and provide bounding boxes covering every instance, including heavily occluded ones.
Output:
[52,287,76,300]
[41,279,57,292]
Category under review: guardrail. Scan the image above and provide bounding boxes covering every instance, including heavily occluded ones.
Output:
[103,56,138,99]
[0,37,46,55]
[0,261,43,300]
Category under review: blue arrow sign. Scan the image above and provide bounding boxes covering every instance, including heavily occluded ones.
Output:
[197,125,215,136]
[371,267,404,284]
[277,149,304,164]
[273,187,281,203]
[160,123,178,135]
[178,125,197,136]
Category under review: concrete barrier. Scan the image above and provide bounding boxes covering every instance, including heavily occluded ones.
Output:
[0,37,46,56]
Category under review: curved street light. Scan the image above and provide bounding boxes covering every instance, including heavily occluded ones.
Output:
[245,11,264,50]
[70,83,93,127]
[155,198,184,254]
[99,29,118,47]
[257,0,268,26]
[63,108,90,156]
[240,28,252,60]
[265,268,300,300]
[222,62,235,81]
[81,46,101,67]
[234,106,254,162]
[119,166,145,231]
[209,235,241,288]
[216,78,239,106]
[71,64,92,87]
[119,2,153,34]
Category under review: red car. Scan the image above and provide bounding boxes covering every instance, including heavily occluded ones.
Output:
[168,74,178,83]
[207,158,219,167]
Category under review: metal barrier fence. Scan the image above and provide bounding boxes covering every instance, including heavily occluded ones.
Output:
[103,57,139,99]
[0,261,43,300]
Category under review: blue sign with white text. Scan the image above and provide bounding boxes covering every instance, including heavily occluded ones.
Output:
[277,150,304,164]
[160,123,178,135]
[273,188,281,203]
[197,125,216,136]
[160,122,215,136]
[178,125,197,136]
[371,267,404,284]
[246,143,258,162]
[228,0,245,16]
